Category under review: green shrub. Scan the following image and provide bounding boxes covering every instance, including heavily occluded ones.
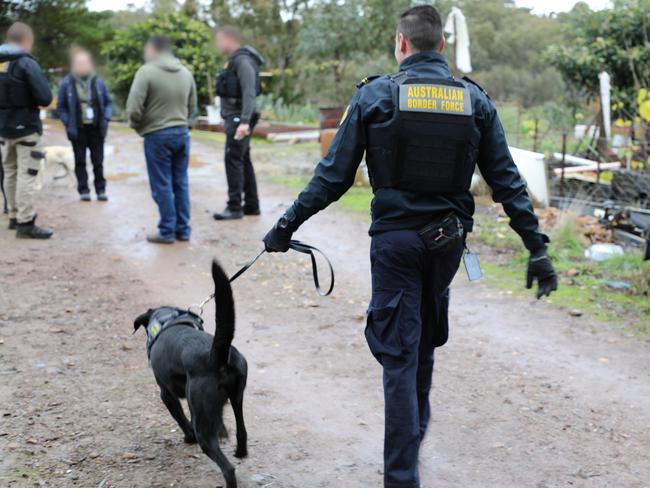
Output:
[102,12,218,106]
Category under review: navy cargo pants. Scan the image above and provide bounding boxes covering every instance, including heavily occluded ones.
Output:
[365,229,464,488]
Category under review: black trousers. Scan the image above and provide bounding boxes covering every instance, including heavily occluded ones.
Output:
[223,115,259,211]
[365,230,464,487]
[72,125,105,195]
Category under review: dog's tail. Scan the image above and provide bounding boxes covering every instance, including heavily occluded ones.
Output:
[211,259,235,370]
[52,162,70,180]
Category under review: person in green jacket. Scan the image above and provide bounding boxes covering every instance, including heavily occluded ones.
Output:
[126,36,197,244]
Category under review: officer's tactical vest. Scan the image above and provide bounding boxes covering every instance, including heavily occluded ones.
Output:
[0,53,33,109]
[366,73,480,194]
[215,49,262,99]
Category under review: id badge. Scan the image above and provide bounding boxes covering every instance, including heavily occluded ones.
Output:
[85,106,94,120]
[463,248,483,281]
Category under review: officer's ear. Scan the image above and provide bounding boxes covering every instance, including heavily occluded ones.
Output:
[397,32,409,55]
[437,37,446,53]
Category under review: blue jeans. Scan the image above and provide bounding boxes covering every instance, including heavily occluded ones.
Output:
[144,126,191,239]
[365,230,464,487]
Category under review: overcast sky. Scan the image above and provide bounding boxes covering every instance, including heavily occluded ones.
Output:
[87,0,613,15]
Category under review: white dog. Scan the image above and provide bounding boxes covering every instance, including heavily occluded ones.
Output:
[35,145,76,191]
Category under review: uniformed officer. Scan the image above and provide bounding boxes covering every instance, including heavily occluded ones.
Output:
[0,22,53,239]
[213,26,264,221]
[263,5,558,487]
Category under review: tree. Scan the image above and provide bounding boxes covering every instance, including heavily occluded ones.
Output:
[102,12,218,106]
[362,0,412,57]
[1,0,113,73]
[211,0,310,70]
[297,0,374,105]
[547,0,650,105]
[547,0,649,164]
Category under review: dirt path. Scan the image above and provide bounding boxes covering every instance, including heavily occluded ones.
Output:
[0,124,648,488]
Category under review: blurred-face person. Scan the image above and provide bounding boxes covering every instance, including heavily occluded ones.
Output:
[70,49,94,78]
[144,41,157,62]
[212,25,264,220]
[57,47,113,201]
[7,22,34,52]
[143,35,173,62]
[216,28,241,57]
[125,35,198,243]
[0,22,54,238]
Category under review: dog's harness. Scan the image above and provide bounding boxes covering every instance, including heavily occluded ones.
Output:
[144,307,204,358]
[189,240,335,317]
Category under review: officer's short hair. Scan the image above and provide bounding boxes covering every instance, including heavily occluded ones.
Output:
[6,22,34,43]
[217,25,241,42]
[147,35,172,53]
[397,5,443,52]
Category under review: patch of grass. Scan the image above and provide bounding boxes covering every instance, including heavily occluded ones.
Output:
[269,175,373,215]
[483,257,650,339]
[335,185,373,214]
[473,212,524,252]
[191,130,227,144]
[476,211,650,339]
[268,175,306,191]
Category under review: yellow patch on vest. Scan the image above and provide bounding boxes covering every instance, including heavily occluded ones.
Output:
[400,84,471,116]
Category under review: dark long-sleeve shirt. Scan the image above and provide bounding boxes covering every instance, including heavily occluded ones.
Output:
[286,51,548,252]
[0,43,52,138]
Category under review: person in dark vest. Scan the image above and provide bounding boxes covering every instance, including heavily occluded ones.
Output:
[57,47,112,202]
[263,6,558,487]
[213,26,264,221]
[0,22,53,239]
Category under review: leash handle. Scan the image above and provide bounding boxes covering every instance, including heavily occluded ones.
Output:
[288,240,335,297]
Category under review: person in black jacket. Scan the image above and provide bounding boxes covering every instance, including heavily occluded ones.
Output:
[263,6,558,487]
[0,22,53,239]
[57,48,112,201]
[213,26,264,220]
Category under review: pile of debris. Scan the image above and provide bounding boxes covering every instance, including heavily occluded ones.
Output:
[536,207,612,244]
[576,215,613,243]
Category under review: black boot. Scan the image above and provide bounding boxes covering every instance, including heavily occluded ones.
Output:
[8,218,17,230]
[244,206,261,216]
[213,207,244,221]
[16,217,53,239]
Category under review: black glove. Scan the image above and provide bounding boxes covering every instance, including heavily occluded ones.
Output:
[263,215,294,253]
[526,248,558,299]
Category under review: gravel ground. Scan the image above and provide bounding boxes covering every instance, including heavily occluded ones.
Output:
[0,123,648,488]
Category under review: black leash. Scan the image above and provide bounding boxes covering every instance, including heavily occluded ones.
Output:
[228,248,266,283]
[285,240,335,297]
[190,240,335,316]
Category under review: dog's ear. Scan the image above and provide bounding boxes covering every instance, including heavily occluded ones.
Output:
[133,309,154,333]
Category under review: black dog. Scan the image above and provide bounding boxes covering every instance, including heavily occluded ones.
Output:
[134,260,248,488]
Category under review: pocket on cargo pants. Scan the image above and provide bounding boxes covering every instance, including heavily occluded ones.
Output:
[365,289,406,362]
[15,135,43,222]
